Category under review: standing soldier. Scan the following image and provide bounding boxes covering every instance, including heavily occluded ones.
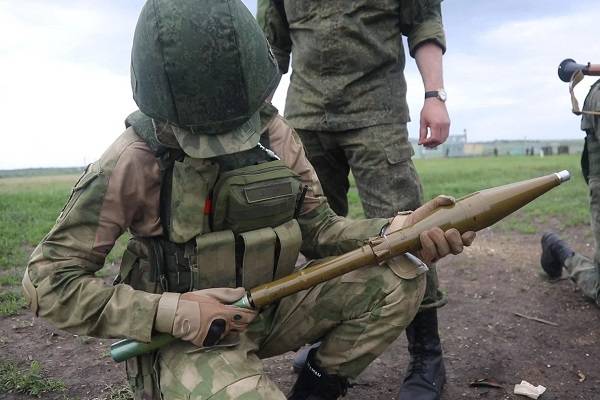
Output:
[540,66,600,306]
[258,1,452,398]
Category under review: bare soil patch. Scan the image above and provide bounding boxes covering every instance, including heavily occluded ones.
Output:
[1,228,599,399]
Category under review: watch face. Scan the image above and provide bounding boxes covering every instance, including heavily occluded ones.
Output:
[438,89,447,102]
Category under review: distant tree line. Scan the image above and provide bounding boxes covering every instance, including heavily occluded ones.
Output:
[0,167,85,178]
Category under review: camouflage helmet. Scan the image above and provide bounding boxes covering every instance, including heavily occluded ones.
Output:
[131,0,280,158]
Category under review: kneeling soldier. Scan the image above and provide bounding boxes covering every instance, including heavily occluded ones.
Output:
[22,0,475,398]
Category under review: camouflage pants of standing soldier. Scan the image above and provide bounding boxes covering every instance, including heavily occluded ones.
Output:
[158,259,426,399]
[297,124,446,310]
[564,134,600,306]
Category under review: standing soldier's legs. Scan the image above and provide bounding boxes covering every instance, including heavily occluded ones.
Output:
[296,130,351,217]
[341,124,421,216]
[341,123,448,399]
[297,124,447,398]
[157,260,426,399]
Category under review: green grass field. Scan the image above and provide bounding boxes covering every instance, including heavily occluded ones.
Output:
[348,154,589,233]
[0,155,589,315]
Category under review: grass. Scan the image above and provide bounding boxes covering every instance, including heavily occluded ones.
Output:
[0,360,66,397]
[0,269,21,286]
[348,154,588,233]
[92,385,134,400]
[0,173,127,315]
[0,290,28,316]
[0,175,77,269]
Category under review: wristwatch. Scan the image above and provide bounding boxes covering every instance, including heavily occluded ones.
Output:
[424,88,447,102]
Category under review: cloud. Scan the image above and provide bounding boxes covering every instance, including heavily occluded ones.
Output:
[0,1,137,169]
[403,4,600,142]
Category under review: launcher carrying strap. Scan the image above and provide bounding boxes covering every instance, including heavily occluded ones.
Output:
[570,71,600,116]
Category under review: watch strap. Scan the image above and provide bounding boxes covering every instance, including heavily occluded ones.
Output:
[424,91,439,99]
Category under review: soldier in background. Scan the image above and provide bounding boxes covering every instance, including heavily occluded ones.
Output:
[258,1,452,398]
[541,80,600,306]
[22,1,475,399]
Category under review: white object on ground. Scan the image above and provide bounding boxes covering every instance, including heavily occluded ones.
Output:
[514,380,546,399]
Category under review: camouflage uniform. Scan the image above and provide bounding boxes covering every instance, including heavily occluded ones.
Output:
[23,105,427,398]
[257,0,447,310]
[564,79,600,305]
[20,1,446,398]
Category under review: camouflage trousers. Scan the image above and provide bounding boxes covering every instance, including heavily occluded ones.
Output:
[158,258,426,399]
[297,124,445,310]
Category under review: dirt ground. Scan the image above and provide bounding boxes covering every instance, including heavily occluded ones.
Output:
[1,227,599,400]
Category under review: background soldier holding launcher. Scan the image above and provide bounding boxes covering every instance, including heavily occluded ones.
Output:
[540,59,600,305]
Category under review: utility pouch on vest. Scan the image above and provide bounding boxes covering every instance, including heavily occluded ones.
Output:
[169,157,219,243]
[211,160,302,233]
[273,219,302,279]
[194,230,237,289]
[192,219,302,289]
[237,219,302,287]
[116,238,165,294]
[239,228,277,288]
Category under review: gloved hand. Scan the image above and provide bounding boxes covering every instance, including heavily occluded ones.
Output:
[154,287,257,347]
[388,195,476,264]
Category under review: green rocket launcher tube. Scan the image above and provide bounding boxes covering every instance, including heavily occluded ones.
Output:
[111,170,570,362]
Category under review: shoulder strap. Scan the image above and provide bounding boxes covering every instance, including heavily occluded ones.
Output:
[125,110,185,238]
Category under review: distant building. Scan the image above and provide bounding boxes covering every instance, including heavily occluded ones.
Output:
[409,132,584,159]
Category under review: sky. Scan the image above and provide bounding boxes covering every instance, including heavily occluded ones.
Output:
[1,0,600,169]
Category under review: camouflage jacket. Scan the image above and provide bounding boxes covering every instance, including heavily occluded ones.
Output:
[257,0,446,131]
[24,108,389,343]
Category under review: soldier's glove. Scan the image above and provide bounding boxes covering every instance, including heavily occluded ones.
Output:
[389,195,476,264]
[154,287,257,347]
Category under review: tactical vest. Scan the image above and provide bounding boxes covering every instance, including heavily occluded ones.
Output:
[117,110,307,400]
[116,110,305,295]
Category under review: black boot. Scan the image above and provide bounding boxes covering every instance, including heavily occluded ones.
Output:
[540,232,574,278]
[288,348,348,400]
[398,308,445,400]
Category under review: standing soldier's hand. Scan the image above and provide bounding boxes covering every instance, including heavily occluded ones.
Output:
[154,287,257,347]
[419,98,450,148]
